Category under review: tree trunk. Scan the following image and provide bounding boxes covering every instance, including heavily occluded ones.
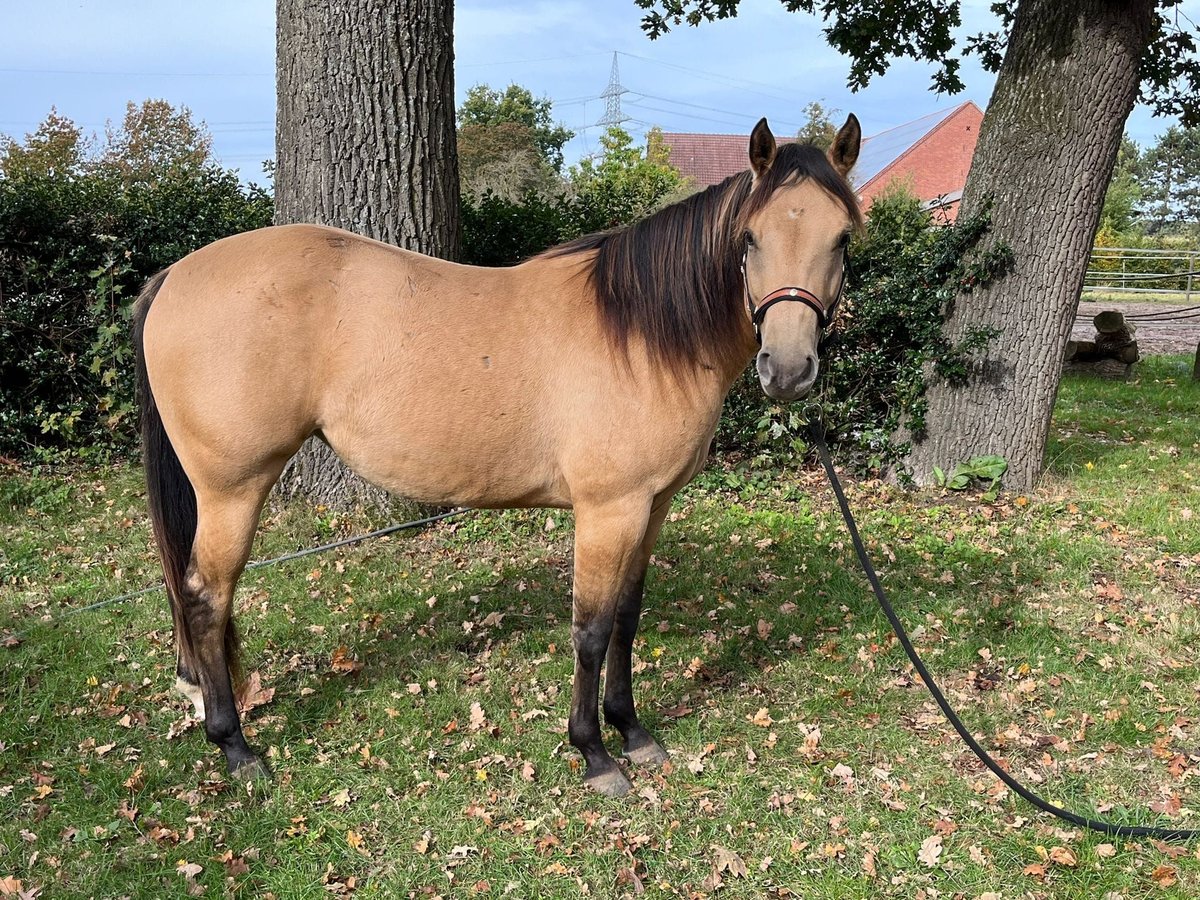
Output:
[273,0,459,511]
[903,0,1156,492]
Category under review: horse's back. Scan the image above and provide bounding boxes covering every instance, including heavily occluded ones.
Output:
[142,225,575,505]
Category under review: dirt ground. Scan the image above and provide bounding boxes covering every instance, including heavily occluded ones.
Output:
[1074,300,1200,355]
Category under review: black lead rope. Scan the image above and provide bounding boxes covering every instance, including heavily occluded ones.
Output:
[807,418,1199,841]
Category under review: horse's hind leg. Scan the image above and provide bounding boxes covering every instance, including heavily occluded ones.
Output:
[568,496,652,797]
[603,500,671,767]
[177,478,276,779]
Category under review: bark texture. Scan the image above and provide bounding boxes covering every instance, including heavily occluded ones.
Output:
[904,0,1156,491]
[274,0,459,510]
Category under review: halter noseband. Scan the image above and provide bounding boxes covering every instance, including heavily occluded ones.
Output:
[741,251,848,346]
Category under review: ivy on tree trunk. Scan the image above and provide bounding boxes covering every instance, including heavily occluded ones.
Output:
[903,0,1157,491]
[273,0,459,511]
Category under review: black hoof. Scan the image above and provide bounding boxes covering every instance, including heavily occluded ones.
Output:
[230,756,272,783]
[585,767,633,797]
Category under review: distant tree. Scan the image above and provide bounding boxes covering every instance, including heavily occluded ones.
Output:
[0,108,90,180]
[458,83,574,172]
[458,121,559,200]
[568,126,688,232]
[1099,135,1144,235]
[1139,125,1200,232]
[98,100,214,186]
[795,100,838,150]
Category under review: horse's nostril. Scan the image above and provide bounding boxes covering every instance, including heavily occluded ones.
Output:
[756,351,774,379]
[798,355,815,382]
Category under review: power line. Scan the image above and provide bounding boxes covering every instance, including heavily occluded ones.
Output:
[616,51,797,105]
[633,92,804,130]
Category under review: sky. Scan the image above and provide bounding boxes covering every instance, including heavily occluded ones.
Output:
[0,0,1193,185]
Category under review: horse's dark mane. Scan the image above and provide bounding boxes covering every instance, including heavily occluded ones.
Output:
[545,142,862,372]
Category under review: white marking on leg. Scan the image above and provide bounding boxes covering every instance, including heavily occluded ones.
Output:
[175,676,206,719]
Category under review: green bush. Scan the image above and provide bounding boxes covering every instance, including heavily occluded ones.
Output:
[460,190,573,266]
[0,166,271,459]
[716,185,1011,475]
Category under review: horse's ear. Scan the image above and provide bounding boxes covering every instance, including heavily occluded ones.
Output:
[749,117,776,179]
[828,113,861,177]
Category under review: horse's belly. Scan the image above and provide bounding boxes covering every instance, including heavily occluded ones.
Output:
[321,411,571,510]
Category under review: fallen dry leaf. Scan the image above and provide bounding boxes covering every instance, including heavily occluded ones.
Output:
[1151,864,1177,888]
[236,671,275,715]
[1048,846,1077,868]
[712,846,747,878]
[330,646,363,676]
[917,834,943,868]
[468,702,487,732]
[176,861,202,879]
[1095,843,1116,858]
[749,708,773,728]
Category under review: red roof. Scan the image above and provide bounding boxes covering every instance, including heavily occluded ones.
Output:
[657,133,796,188]
[661,102,983,218]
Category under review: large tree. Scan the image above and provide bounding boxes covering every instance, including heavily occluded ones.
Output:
[638,0,1199,490]
[274,0,459,510]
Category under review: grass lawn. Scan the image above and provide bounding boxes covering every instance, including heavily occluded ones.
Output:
[2,356,1199,899]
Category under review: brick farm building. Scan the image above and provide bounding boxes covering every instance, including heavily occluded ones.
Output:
[661,101,983,221]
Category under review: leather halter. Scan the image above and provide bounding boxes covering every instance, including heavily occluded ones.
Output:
[741,250,847,346]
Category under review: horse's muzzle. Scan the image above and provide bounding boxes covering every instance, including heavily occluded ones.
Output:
[757,350,818,401]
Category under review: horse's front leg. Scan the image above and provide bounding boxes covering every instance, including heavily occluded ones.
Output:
[568,496,653,796]
[603,500,671,767]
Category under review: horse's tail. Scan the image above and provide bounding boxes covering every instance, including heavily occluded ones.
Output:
[132,269,209,685]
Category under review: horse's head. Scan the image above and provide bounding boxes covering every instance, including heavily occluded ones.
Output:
[740,115,862,401]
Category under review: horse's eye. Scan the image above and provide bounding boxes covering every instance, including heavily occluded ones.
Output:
[744,230,756,248]
[836,231,851,250]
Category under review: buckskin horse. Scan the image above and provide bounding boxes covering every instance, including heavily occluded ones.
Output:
[133,116,861,796]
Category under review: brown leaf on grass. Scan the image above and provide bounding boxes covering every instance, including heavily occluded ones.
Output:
[413,831,433,854]
[346,829,371,858]
[660,704,693,719]
[468,702,487,732]
[1095,843,1116,858]
[616,866,645,894]
[749,707,773,727]
[917,835,943,868]
[712,846,747,879]
[862,851,877,878]
[330,646,363,676]
[236,671,275,715]
[756,618,773,640]
[123,765,145,791]
[0,878,23,898]
[1149,795,1182,817]
[176,861,202,879]
[1022,863,1047,880]
[1048,846,1077,867]
[520,760,537,782]
[1152,864,1177,887]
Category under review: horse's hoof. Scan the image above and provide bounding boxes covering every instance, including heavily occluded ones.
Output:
[624,741,669,768]
[585,768,633,797]
[231,757,272,784]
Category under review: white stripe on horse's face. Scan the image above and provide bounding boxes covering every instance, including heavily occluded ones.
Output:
[745,182,848,401]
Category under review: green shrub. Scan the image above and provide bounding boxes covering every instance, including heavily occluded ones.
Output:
[0,166,271,459]
[716,185,1011,475]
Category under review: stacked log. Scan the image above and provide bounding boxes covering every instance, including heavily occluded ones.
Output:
[1064,310,1138,379]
